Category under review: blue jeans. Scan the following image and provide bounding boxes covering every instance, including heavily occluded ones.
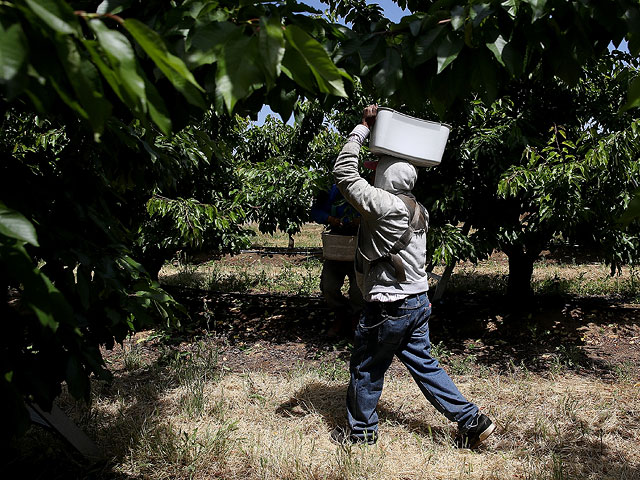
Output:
[346,292,478,441]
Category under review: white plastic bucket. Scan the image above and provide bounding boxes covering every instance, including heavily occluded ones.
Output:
[321,232,356,261]
[370,108,450,167]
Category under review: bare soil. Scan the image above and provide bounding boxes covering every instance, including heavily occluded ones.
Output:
[9,250,640,480]
[122,249,640,383]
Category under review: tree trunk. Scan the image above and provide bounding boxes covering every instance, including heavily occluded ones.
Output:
[505,247,535,303]
[288,234,295,249]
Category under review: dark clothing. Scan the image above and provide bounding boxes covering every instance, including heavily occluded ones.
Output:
[310,184,359,236]
[320,259,362,317]
[312,184,363,327]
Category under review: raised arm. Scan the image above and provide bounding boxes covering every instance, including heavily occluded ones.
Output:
[332,105,395,221]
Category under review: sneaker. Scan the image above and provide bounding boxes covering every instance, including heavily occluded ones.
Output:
[455,413,496,449]
[330,426,377,445]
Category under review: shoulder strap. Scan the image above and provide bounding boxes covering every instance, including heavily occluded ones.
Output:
[355,194,428,283]
[389,194,426,254]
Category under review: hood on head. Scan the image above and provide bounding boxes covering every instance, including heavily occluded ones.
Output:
[373,155,417,194]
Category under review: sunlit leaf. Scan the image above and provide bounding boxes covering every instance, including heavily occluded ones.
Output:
[258,15,285,88]
[25,0,81,36]
[486,35,507,66]
[284,24,350,97]
[0,202,39,246]
[124,18,205,108]
[0,24,29,83]
[436,33,464,73]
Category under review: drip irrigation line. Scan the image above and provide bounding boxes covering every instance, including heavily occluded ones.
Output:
[164,284,327,304]
[240,248,322,257]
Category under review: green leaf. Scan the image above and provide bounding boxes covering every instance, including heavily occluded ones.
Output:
[619,189,640,224]
[258,15,285,89]
[96,0,131,15]
[55,36,112,134]
[527,0,548,21]
[84,39,124,101]
[87,20,172,133]
[502,40,523,77]
[451,5,465,30]
[89,20,145,104]
[188,21,238,67]
[144,77,173,134]
[281,47,316,93]
[0,24,29,83]
[0,241,69,331]
[214,32,264,112]
[25,0,81,36]
[486,35,507,66]
[266,86,297,123]
[0,202,39,246]
[410,25,445,67]
[373,47,402,97]
[621,74,640,112]
[283,24,350,97]
[436,33,463,73]
[359,35,386,71]
[124,18,205,108]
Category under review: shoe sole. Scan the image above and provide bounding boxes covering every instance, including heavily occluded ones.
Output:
[471,422,496,448]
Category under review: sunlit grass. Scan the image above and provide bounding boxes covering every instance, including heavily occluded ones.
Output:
[161,223,640,300]
[247,222,324,249]
[46,342,640,480]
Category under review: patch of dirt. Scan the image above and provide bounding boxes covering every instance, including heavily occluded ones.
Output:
[106,250,640,383]
[101,293,639,389]
[189,247,322,268]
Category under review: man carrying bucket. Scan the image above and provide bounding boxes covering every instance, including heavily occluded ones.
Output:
[330,105,495,449]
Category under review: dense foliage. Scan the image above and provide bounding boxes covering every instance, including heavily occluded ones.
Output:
[2,0,640,442]
[239,102,347,245]
[416,52,640,299]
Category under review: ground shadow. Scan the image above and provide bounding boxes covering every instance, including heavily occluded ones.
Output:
[6,346,218,480]
[165,283,640,381]
[277,381,639,477]
[276,381,451,444]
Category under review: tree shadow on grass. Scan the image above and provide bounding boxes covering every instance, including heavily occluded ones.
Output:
[514,426,640,480]
[276,381,639,477]
[275,381,451,444]
[7,346,220,480]
[166,282,640,382]
[429,288,640,380]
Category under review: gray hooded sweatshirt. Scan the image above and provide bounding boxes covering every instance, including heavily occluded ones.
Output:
[333,125,429,301]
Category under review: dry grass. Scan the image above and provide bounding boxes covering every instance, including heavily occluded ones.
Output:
[160,224,640,300]
[17,224,639,479]
[66,349,639,480]
[247,222,325,248]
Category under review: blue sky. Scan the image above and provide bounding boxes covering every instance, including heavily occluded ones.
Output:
[302,0,408,23]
